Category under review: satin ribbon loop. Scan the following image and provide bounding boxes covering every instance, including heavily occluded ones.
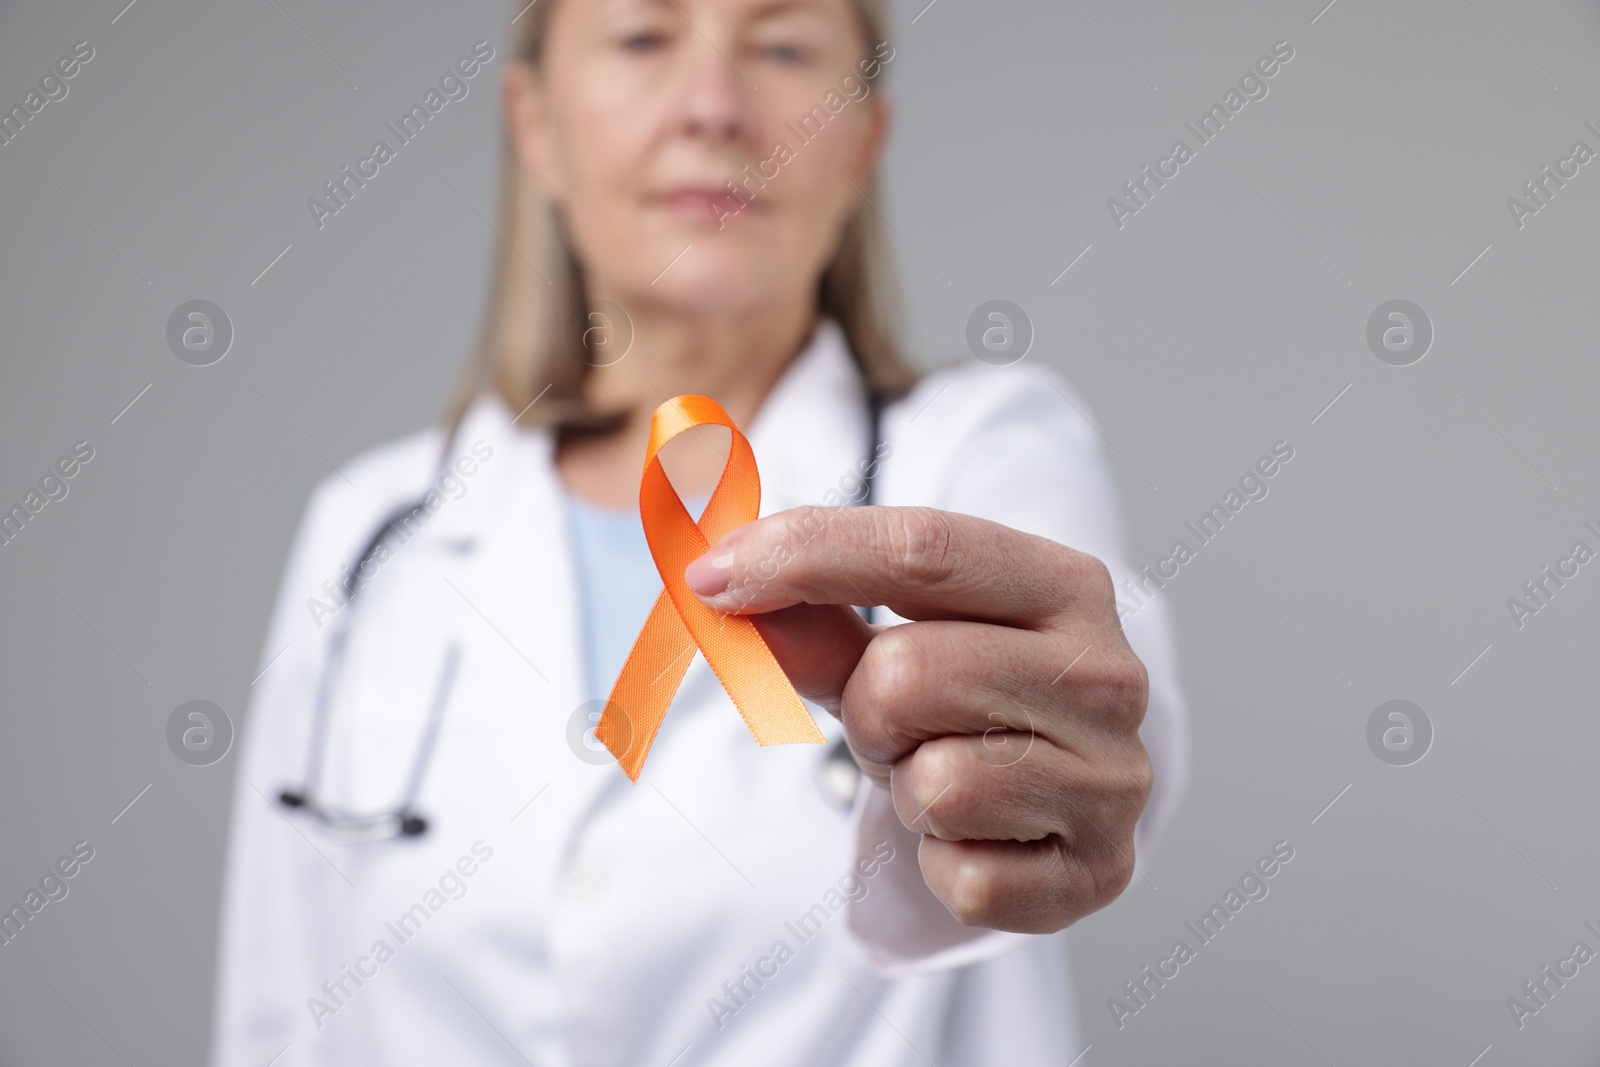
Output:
[594,394,824,781]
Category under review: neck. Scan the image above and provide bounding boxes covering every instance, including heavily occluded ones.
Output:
[584,300,816,427]
[555,298,819,508]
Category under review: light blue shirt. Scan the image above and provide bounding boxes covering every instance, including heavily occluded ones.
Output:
[562,487,710,700]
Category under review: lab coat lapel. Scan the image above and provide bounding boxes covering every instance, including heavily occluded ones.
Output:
[419,394,596,829]
[744,318,874,518]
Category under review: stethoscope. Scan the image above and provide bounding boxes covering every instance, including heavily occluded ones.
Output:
[278,390,886,840]
[275,483,468,842]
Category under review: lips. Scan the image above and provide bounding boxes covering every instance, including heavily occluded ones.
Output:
[655,185,754,224]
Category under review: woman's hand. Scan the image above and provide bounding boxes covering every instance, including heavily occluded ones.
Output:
[683,505,1153,935]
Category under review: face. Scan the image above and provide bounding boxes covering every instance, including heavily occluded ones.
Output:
[505,0,888,316]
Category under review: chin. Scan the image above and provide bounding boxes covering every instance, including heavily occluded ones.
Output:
[626,242,791,316]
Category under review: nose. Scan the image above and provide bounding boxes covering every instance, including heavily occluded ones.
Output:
[674,31,755,145]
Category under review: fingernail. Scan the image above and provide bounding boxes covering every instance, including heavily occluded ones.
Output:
[684,550,736,596]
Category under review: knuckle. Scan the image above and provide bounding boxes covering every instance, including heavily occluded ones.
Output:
[892,749,938,831]
[1126,745,1155,810]
[941,854,998,927]
[1079,754,1150,910]
[847,632,922,760]
[1066,550,1116,606]
[1100,748,1155,833]
[1091,846,1138,909]
[883,507,958,589]
[857,630,921,709]
[1102,651,1149,730]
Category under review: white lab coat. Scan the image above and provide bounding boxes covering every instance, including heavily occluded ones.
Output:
[209,319,1188,1067]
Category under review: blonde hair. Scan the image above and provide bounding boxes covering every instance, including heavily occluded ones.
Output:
[442,0,919,439]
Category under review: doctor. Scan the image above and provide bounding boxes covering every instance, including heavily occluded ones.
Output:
[210,0,1188,1063]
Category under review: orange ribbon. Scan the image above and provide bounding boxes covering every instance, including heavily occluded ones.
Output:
[594,394,825,781]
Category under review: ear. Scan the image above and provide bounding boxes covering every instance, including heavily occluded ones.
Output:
[850,91,891,186]
[501,61,567,202]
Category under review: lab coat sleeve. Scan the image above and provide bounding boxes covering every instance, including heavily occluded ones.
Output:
[208,475,354,1067]
[843,363,1190,978]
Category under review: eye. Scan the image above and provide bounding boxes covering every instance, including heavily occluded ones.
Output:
[760,42,811,65]
[620,31,666,54]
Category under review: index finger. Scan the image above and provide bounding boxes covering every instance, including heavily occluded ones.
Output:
[682,505,1104,628]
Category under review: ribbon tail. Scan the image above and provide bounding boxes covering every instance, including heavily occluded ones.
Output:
[596,589,697,782]
[673,600,826,749]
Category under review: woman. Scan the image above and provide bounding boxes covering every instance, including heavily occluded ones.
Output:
[210,0,1187,1063]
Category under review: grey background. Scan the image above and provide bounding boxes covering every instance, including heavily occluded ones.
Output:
[2,0,1598,1063]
